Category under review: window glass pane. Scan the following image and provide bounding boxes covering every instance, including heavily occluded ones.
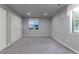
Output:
[28,18,39,30]
[72,9,79,33]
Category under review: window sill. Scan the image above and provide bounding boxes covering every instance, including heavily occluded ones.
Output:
[70,32,79,35]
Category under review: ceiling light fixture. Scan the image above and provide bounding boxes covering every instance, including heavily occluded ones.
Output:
[44,13,47,16]
[27,12,31,15]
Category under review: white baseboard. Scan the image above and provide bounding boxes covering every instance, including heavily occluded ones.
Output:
[23,35,50,38]
[7,43,12,47]
[0,43,11,52]
[0,37,23,52]
[51,36,79,54]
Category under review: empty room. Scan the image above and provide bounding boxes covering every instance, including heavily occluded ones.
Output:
[0,4,79,54]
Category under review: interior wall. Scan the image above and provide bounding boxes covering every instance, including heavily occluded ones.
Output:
[3,4,23,45]
[0,4,23,51]
[0,7,6,51]
[23,18,51,37]
[6,11,11,46]
[51,5,79,53]
[11,13,22,43]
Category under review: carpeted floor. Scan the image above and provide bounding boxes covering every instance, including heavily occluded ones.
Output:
[0,37,75,54]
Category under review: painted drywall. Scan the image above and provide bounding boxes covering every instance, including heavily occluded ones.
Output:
[51,5,79,53]
[6,11,11,46]
[0,4,22,47]
[3,4,23,46]
[0,7,6,51]
[4,4,23,45]
[11,13,22,43]
[23,18,51,37]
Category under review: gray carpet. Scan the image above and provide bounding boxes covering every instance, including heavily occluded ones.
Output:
[0,37,75,54]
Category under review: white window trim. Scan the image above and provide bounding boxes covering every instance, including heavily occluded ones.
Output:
[70,8,79,35]
[70,10,73,33]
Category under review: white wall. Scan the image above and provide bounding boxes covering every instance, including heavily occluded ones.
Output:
[0,8,6,51]
[23,18,51,37]
[11,13,22,43]
[51,5,79,53]
[6,11,11,46]
[0,5,22,51]
[4,5,22,45]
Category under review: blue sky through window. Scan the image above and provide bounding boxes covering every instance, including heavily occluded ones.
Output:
[28,18,39,30]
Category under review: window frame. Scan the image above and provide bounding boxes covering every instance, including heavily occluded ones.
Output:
[70,7,79,34]
[28,18,40,30]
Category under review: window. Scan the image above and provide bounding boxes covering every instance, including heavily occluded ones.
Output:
[28,18,39,30]
[70,7,79,33]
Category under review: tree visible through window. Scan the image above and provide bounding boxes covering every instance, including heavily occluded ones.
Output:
[28,18,39,30]
[71,7,79,33]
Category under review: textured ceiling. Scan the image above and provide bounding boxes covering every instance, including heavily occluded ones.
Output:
[6,4,67,18]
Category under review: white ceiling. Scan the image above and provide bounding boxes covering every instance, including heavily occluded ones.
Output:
[6,4,67,18]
